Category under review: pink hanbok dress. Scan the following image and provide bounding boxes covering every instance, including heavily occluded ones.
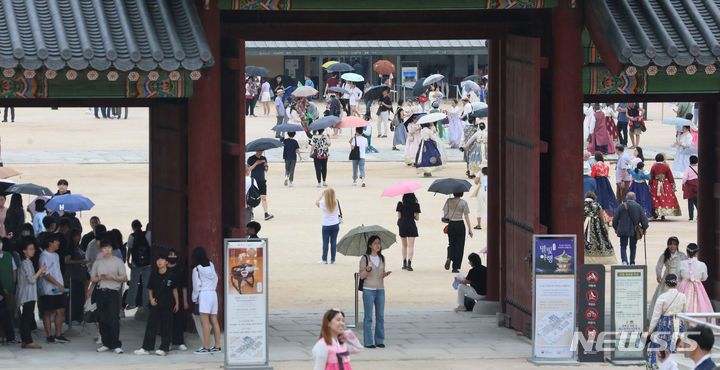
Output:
[676,257,713,314]
[404,122,421,165]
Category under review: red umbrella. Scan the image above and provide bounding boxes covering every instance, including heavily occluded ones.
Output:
[336,116,368,128]
[373,60,395,75]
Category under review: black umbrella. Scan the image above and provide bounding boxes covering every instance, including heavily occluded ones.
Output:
[271,124,305,132]
[470,107,488,119]
[326,62,355,73]
[245,66,270,77]
[427,178,472,195]
[7,183,54,196]
[308,115,341,131]
[462,74,483,82]
[403,113,424,126]
[329,86,349,95]
[246,138,283,152]
[412,79,428,97]
[363,85,389,101]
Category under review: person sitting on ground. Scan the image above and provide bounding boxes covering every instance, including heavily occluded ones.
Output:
[453,253,487,312]
[246,221,261,239]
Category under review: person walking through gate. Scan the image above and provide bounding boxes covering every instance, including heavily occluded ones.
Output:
[350,128,368,187]
[442,193,473,273]
[359,236,391,349]
[17,240,44,348]
[376,88,392,138]
[309,129,331,187]
[134,254,178,356]
[260,78,272,116]
[615,102,629,146]
[282,132,302,188]
[682,155,699,222]
[676,243,712,315]
[126,220,151,310]
[615,145,632,204]
[167,248,188,351]
[274,89,286,138]
[90,240,127,353]
[397,193,420,271]
[611,192,648,265]
[248,151,274,220]
[648,236,686,320]
[39,234,69,344]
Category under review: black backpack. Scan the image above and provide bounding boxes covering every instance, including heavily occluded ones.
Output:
[131,231,150,267]
[247,180,261,208]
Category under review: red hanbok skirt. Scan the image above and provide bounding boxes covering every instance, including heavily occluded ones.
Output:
[650,177,681,217]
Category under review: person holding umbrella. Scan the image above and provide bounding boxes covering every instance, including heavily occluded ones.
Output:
[442,189,473,273]
[415,122,442,177]
[247,151,274,221]
[359,235,391,348]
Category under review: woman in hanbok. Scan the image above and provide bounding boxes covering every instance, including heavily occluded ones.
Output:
[464,122,487,175]
[671,125,698,178]
[645,274,686,370]
[628,162,653,218]
[583,191,615,265]
[415,123,442,177]
[391,100,408,151]
[648,237,687,319]
[404,114,422,166]
[312,309,362,370]
[649,153,681,219]
[471,167,487,230]
[590,152,618,218]
[447,99,465,148]
[430,119,448,165]
[287,103,309,147]
[676,243,713,315]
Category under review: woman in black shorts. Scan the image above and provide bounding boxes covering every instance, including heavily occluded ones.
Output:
[396,193,421,271]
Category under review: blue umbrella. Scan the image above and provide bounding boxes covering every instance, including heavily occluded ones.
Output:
[308,115,341,131]
[341,73,364,82]
[271,124,304,132]
[662,117,694,133]
[46,194,95,212]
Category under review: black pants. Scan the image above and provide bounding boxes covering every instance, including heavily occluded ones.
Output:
[171,307,185,345]
[446,221,466,270]
[97,289,121,349]
[341,98,350,116]
[142,305,172,351]
[3,107,14,122]
[688,198,698,220]
[616,121,628,145]
[20,301,34,344]
[70,279,85,322]
[313,157,328,182]
[0,298,15,341]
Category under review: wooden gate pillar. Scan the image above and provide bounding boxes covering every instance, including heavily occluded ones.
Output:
[486,38,503,303]
[550,3,584,257]
[697,102,720,300]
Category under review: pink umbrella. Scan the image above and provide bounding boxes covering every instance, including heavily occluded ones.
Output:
[381,182,422,197]
[336,116,368,128]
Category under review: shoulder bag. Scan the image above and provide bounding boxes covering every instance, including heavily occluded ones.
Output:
[442,200,462,234]
[358,255,368,291]
[349,137,360,160]
[337,200,343,224]
[623,202,644,240]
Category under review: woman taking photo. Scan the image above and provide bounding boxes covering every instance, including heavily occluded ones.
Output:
[311,309,362,370]
[443,192,474,273]
[396,193,420,271]
[191,247,221,354]
[17,240,45,349]
[310,129,331,188]
[315,189,340,264]
[359,236,391,349]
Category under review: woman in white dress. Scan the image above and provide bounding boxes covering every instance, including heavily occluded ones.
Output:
[472,167,487,230]
[671,125,698,177]
[447,99,465,148]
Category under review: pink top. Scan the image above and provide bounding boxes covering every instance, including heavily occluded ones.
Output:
[682,164,698,183]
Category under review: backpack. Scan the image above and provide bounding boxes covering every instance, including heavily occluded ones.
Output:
[131,231,151,267]
[247,179,261,208]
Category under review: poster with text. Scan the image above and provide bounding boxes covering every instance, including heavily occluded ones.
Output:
[611,266,646,361]
[225,239,268,367]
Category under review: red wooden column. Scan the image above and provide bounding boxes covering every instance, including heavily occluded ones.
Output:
[486,38,503,302]
[551,3,584,258]
[187,3,223,310]
[697,102,720,299]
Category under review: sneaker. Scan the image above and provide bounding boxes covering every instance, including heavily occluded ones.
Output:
[361,180,366,187]
[406,265,414,272]
[284,177,288,186]
[210,347,222,353]
[322,182,328,187]
[317,183,322,188]
[55,335,70,343]
[113,347,124,354]
[473,225,482,230]
[126,305,136,310]
[155,349,167,356]
[381,135,387,138]
[331,260,335,264]
[134,348,151,355]
[46,336,56,344]
[364,345,376,349]
[264,213,274,221]
[376,343,386,348]
[317,260,328,264]
[177,344,188,351]
[97,345,110,352]
[289,182,294,187]
[195,348,211,355]
[95,336,103,345]
[352,181,357,186]
[444,259,451,270]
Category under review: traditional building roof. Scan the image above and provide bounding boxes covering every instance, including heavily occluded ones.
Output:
[0,0,213,72]
[588,0,720,68]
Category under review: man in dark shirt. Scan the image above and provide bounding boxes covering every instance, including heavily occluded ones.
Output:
[167,249,188,351]
[80,216,100,252]
[376,89,393,138]
[247,151,274,220]
[454,253,487,311]
[282,132,301,187]
[136,254,178,355]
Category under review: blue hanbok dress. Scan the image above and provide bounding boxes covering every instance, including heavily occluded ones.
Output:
[590,162,618,218]
[628,169,653,218]
[415,127,442,175]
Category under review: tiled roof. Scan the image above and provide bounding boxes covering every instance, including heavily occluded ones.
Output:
[246,40,486,56]
[589,0,720,67]
[0,0,214,72]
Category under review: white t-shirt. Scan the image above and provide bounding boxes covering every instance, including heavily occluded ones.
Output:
[39,250,63,296]
[341,83,351,99]
[318,199,340,226]
[369,255,380,267]
[352,135,368,159]
[349,87,362,106]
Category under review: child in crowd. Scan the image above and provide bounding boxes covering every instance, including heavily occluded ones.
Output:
[247,221,261,239]
[363,115,379,154]
[135,254,178,356]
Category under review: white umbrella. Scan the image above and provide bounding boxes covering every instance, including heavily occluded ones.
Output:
[291,85,319,98]
[461,80,481,92]
[341,73,364,82]
[423,74,444,86]
[417,112,447,124]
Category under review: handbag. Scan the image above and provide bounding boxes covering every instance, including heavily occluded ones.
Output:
[358,255,367,291]
[644,293,679,348]
[349,137,360,160]
[623,202,644,240]
[682,166,698,199]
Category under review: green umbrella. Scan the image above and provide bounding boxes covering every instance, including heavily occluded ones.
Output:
[337,225,396,257]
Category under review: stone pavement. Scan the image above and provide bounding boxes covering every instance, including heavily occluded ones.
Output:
[258,145,466,163]
[2,150,148,164]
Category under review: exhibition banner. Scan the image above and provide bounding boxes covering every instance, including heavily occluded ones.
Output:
[531,235,577,363]
[224,238,271,369]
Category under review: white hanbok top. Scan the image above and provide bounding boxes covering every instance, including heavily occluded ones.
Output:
[649,288,687,332]
[676,132,693,149]
[462,102,473,119]
[676,257,708,282]
[448,105,461,118]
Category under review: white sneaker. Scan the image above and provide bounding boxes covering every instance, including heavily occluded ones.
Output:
[113,347,124,354]
[322,182,328,187]
[352,181,357,186]
[177,344,188,351]
[96,336,103,344]
[97,346,110,352]
[361,180,366,187]
[289,182,294,187]
[155,349,167,356]
[317,183,322,188]
[317,260,328,264]
[134,348,151,355]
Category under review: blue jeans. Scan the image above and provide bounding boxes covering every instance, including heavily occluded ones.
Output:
[352,159,365,180]
[362,289,385,346]
[619,236,637,265]
[321,224,339,262]
[127,264,151,308]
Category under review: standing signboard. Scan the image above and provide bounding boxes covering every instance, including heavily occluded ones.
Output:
[610,265,646,365]
[578,264,605,362]
[531,235,578,364]
[224,238,272,370]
